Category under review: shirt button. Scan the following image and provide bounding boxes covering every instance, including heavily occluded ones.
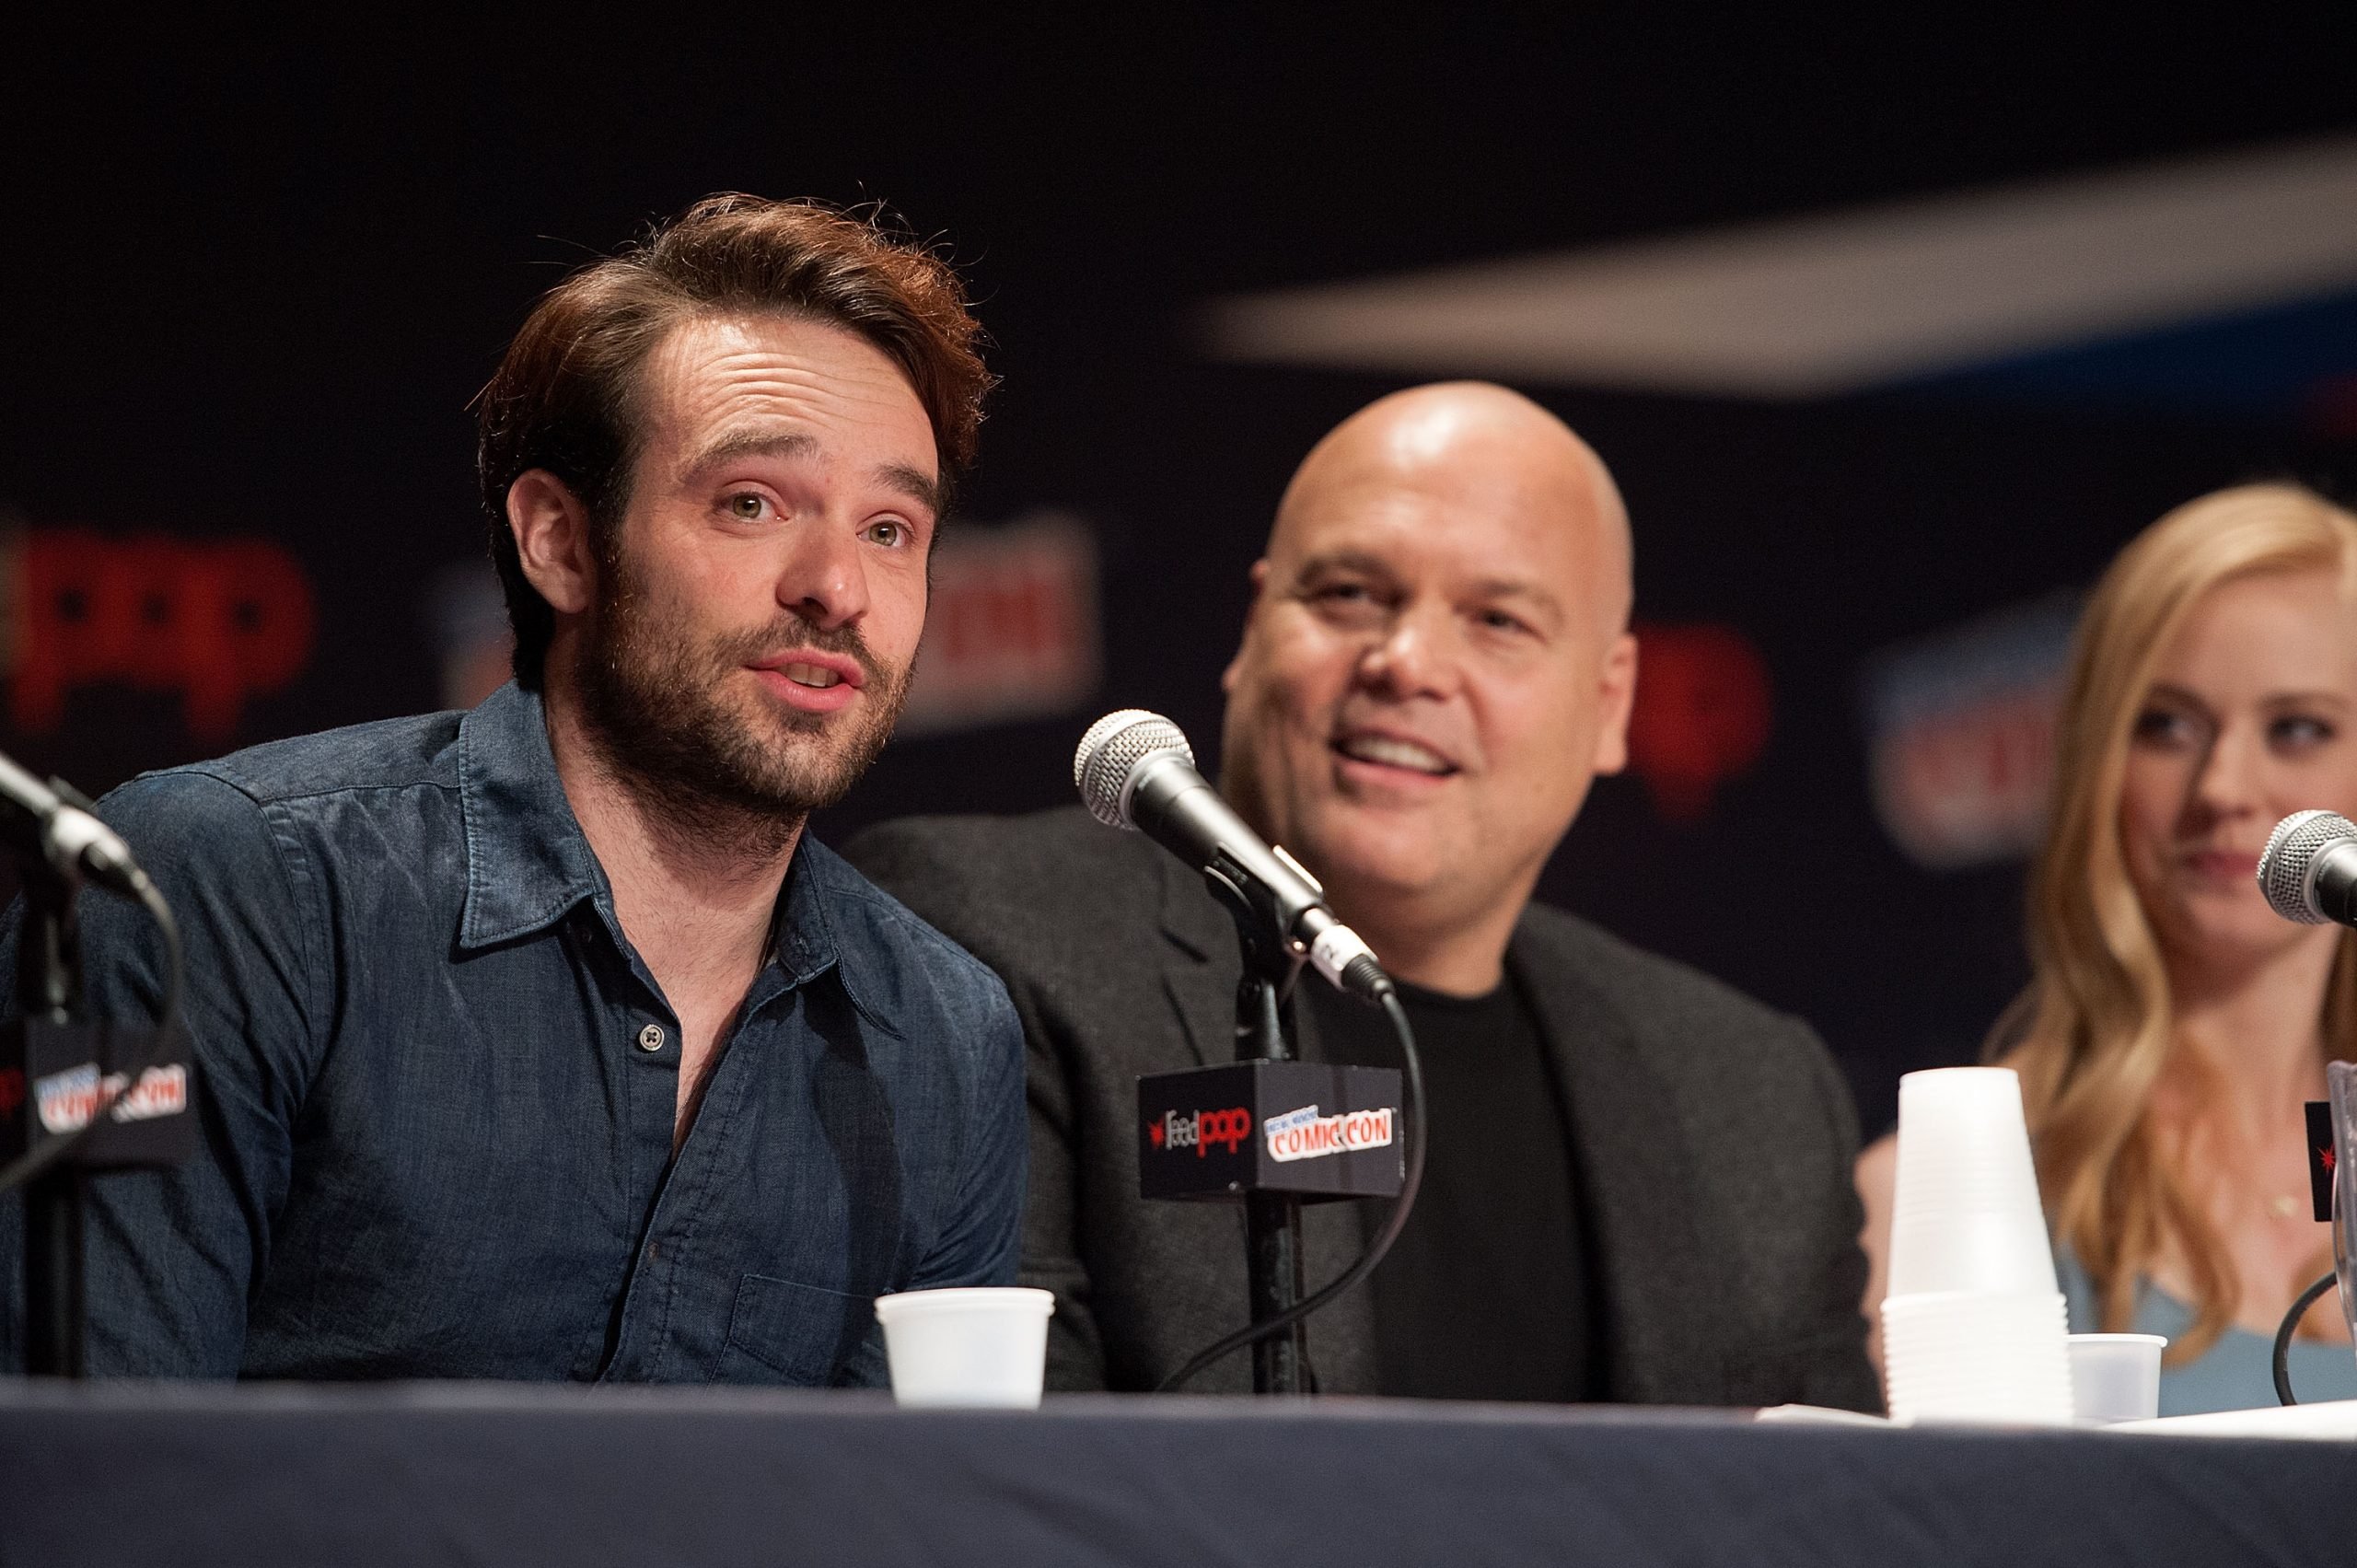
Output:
[635,1023,667,1053]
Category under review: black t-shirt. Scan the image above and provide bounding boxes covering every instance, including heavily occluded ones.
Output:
[1303,974,1594,1402]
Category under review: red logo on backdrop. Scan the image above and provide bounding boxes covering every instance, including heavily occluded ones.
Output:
[6,528,317,743]
[1873,686,2058,865]
[1864,596,2074,870]
[0,1067,23,1117]
[898,513,1099,736]
[1147,1107,1253,1157]
[1624,622,1772,823]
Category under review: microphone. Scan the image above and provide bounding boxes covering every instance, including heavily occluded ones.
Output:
[2258,809,2357,925]
[0,751,148,900]
[1074,710,1394,1002]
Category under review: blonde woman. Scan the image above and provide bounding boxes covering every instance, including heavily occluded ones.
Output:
[1858,482,2357,1414]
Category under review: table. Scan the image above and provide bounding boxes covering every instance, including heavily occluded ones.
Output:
[0,1383,2345,1566]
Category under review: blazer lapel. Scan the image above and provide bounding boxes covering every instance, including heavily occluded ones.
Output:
[1513,920,1724,1404]
[1155,851,1232,1069]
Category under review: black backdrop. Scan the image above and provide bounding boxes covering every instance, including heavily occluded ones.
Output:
[6,10,2356,1132]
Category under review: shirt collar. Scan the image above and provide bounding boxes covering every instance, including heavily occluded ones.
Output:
[457,682,607,950]
[772,830,850,992]
[454,682,851,1005]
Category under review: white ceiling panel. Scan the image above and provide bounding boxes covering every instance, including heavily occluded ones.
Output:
[1203,137,2357,396]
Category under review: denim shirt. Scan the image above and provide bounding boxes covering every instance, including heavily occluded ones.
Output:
[0,682,1026,1382]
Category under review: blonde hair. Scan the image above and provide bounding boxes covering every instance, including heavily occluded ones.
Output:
[2001,482,2357,1364]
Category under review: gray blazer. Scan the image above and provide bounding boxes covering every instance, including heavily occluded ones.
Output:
[846,807,1878,1411]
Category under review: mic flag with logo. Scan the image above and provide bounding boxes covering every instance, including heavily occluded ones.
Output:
[1137,1061,1402,1202]
[2,1016,195,1169]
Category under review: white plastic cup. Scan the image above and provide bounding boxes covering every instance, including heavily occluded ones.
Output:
[1886,1068,2059,1298]
[1881,1290,2073,1425]
[872,1286,1055,1409]
[2068,1332,2166,1424]
[1880,1071,2073,1426]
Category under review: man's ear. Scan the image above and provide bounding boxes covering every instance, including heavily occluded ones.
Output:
[1221,559,1274,694]
[506,470,597,617]
[1589,632,1639,776]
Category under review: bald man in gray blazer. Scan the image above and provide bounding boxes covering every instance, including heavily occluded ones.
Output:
[850,385,1876,1408]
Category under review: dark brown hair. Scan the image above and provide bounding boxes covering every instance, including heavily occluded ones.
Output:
[475,194,993,690]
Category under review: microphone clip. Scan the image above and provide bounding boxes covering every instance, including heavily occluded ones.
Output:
[1202,850,1310,989]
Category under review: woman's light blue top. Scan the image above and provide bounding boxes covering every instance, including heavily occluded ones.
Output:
[2057,1250,2357,1415]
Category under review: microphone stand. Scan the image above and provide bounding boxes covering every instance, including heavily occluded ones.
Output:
[0,762,192,1379]
[17,861,87,1376]
[1235,969,1308,1394]
[1134,868,1406,1398]
[1213,878,1312,1396]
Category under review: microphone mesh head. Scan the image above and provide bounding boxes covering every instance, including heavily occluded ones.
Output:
[1074,709,1193,829]
[2259,808,2357,923]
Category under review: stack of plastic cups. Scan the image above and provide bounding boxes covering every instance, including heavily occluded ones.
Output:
[1881,1067,2073,1425]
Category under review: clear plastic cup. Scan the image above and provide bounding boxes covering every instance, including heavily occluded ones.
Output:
[2330,1063,2357,1353]
[2068,1333,2166,1424]
[873,1286,1055,1409]
[1887,1068,2059,1298]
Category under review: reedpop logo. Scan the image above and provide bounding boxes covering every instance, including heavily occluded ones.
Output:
[2,523,316,743]
[1147,1106,1253,1158]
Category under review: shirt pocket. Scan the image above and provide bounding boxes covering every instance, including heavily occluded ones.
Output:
[722,1272,883,1387]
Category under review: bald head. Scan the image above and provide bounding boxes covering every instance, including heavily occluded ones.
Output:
[1272,382,1631,637]
[1218,381,1643,993]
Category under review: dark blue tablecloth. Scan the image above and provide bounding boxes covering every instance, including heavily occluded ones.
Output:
[0,1384,2343,1566]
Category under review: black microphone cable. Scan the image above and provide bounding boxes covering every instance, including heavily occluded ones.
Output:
[0,868,186,1199]
[1156,985,1426,1393]
[2270,1269,2340,1406]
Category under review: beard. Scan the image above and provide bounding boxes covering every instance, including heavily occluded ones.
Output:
[573,548,911,852]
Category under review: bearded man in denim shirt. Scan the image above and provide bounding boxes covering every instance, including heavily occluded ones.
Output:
[0,196,1026,1382]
